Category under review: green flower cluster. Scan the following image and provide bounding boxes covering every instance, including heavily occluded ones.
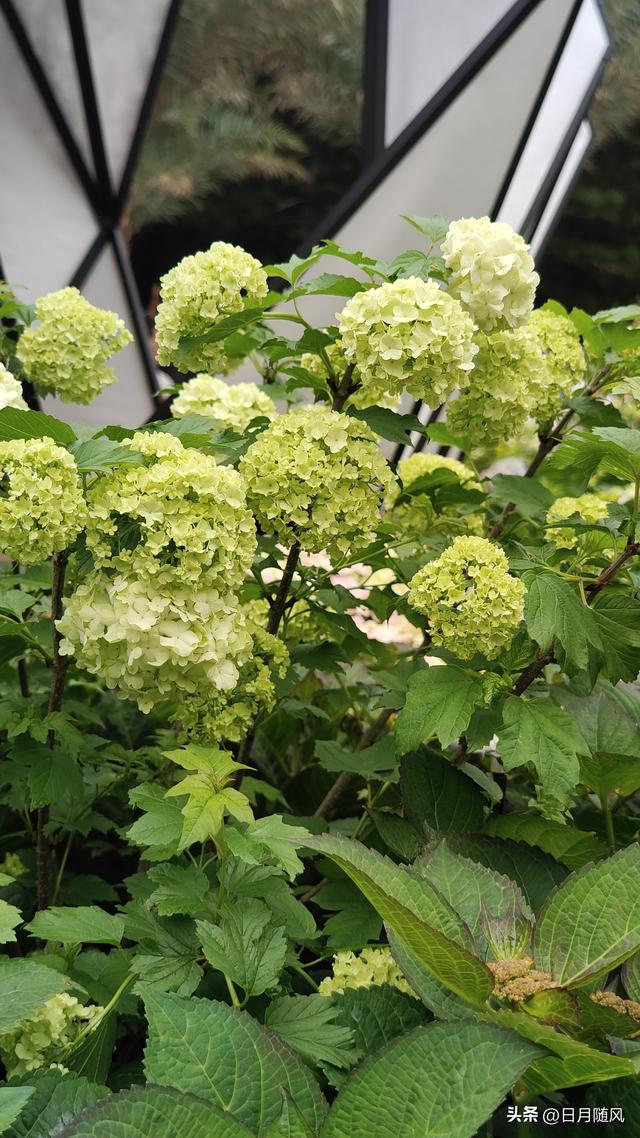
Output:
[525,308,585,426]
[318,947,414,996]
[0,993,102,1078]
[408,535,525,659]
[0,438,86,563]
[546,492,615,550]
[446,327,535,447]
[86,431,256,590]
[60,431,258,712]
[16,287,132,404]
[387,452,484,539]
[0,363,27,410]
[58,573,252,713]
[442,216,539,331]
[171,373,276,431]
[239,404,396,557]
[337,277,477,408]
[155,241,268,374]
[177,603,289,743]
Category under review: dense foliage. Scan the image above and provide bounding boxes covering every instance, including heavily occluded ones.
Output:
[1,216,640,1136]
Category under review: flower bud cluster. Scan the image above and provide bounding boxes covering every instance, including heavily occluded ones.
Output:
[16,287,131,404]
[318,947,414,997]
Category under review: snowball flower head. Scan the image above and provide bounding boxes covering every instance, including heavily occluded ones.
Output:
[387,451,484,539]
[86,430,256,590]
[155,241,268,374]
[546,492,614,550]
[0,993,102,1078]
[16,287,132,404]
[338,277,477,408]
[525,308,585,426]
[397,452,481,494]
[171,373,276,431]
[442,216,539,331]
[0,363,27,411]
[239,404,397,557]
[446,326,535,447]
[319,947,414,997]
[408,535,525,659]
[0,437,86,563]
[57,571,252,712]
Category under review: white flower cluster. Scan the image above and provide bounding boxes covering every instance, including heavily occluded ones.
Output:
[0,993,102,1078]
[171,373,276,432]
[0,362,27,411]
[442,216,539,331]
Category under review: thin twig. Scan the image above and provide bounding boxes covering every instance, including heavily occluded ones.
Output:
[313,705,395,819]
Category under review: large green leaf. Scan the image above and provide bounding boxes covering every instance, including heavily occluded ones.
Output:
[321,1022,541,1138]
[0,408,75,445]
[57,1086,253,1138]
[4,1070,107,1138]
[330,985,427,1064]
[300,834,493,1007]
[580,1078,640,1136]
[395,666,485,753]
[0,1089,34,1136]
[442,832,567,913]
[0,959,71,1034]
[555,682,640,798]
[126,784,182,861]
[498,697,588,810]
[524,570,601,673]
[400,750,485,834]
[484,812,607,870]
[143,992,327,1137]
[387,932,476,1022]
[265,995,355,1070]
[0,899,22,944]
[26,906,124,946]
[196,899,287,997]
[534,845,640,986]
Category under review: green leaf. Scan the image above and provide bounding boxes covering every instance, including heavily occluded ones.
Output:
[0,960,71,1033]
[225,816,311,880]
[0,590,37,619]
[440,832,567,913]
[26,906,124,946]
[330,985,427,1063]
[348,406,423,444]
[197,899,287,997]
[523,571,601,673]
[0,898,22,944]
[56,1086,253,1138]
[400,749,486,833]
[534,845,640,986]
[595,303,640,323]
[299,833,493,1007]
[143,992,327,1137]
[498,697,588,810]
[62,1012,117,1085]
[623,949,640,1000]
[265,995,355,1069]
[314,737,397,779]
[222,860,316,942]
[126,784,182,861]
[396,665,485,753]
[68,437,139,474]
[126,905,202,996]
[146,863,210,918]
[484,812,607,870]
[590,593,640,682]
[0,1088,34,1135]
[401,214,449,243]
[369,811,423,861]
[581,1079,640,1136]
[321,1022,540,1138]
[22,742,83,810]
[387,931,475,1022]
[4,1069,108,1138]
[313,881,382,949]
[490,475,553,517]
[0,408,75,445]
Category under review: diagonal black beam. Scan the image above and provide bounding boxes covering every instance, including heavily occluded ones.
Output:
[64,0,114,213]
[116,0,184,216]
[111,228,159,398]
[0,0,102,218]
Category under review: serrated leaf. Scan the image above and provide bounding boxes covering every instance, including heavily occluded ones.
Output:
[623,949,640,1001]
[321,1021,540,1138]
[441,832,567,913]
[126,784,182,861]
[143,992,327,1137]
[484,812,607,870]
[146,863,210,917]
[0,959,71,1033]
[0,898,22,944]
[369,811,423,861]
[0,1087,34,1135]
[4,1065,107,1138]
[314,737,397,779]
[129,911,202,997]
[26,906,124,946]
[0,408,75,445]
[61,1012,117,1085]
[330,984,427,1061]
[69,437,138,474]
[222,860,316,942]
[313,881,381,949]
[523,571,601,673]
[299,833,493,1007]
[400,749,486,833]
[490,474,553,516]
[56,1085,253,1138]
[348,405,422,444]
[498,697,588,810]
[401,213,449,243]
[265,995,355,1069]
[225,816,311,880]
[396,665,485,752]
[534,845,640,986]
[197,899,287,997]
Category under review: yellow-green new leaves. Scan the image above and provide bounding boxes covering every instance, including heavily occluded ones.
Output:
[164,746,253,852]
[321,1022,541,1138]
[300,834,493,1008]
[498,697,589,814]
[534,845,640,987]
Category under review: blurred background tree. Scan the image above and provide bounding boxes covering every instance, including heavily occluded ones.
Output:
[129,0,638,314]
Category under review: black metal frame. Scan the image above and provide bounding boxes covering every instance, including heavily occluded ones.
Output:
[0,0,183,405]
[362,0,389,166]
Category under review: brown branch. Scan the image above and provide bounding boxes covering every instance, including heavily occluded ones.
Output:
[267,541,302,635]
[313,705,395,819]
[330,363,356,412]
